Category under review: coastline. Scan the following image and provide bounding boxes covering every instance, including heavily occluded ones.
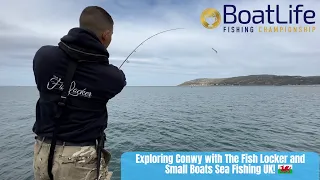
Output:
[178,75,320,87]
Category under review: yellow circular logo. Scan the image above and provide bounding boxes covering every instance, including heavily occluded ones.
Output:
[200,8,221,29]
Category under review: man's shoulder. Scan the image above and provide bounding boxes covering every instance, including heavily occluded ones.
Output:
[33,45,65,76]
[35,45,61,58]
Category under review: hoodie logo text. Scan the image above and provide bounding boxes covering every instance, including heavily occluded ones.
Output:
[47,75,92,98]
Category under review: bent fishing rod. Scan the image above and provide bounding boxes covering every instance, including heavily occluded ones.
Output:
[119,28,185,69]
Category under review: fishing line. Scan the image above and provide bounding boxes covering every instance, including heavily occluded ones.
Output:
[212,48,217,53]
[119,28,185,69]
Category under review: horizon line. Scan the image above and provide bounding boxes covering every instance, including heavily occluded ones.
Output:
[0,85,177,87]
[2,74,320,87]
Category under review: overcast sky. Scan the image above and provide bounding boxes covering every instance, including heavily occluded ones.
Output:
[0,0,319,86]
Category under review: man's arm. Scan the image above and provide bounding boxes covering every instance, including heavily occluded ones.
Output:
[33,46,48,90]
[105,64,127,99]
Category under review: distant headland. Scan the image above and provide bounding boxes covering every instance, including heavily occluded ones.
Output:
[178,75,320,86]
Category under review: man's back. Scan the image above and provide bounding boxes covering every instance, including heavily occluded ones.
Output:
[32,27,126,142]
[33,6,122,180]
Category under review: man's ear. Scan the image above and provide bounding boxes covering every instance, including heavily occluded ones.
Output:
[101,31,107,41]
[107,30,113,36]
[102,30,111,40]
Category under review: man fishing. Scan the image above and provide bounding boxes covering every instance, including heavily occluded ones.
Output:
[32,6,126,180]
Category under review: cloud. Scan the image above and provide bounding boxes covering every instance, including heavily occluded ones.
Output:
[0,0,319,86]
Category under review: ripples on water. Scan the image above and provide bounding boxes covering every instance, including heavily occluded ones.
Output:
[0,86,319,180]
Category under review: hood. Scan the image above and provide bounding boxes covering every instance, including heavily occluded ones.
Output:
[58,28,109,63]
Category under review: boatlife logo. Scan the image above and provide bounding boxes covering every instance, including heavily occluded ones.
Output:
[200,8,221,29]
[200,5,316,33]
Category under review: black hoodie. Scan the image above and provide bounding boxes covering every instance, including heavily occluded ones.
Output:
[32,28,126,142]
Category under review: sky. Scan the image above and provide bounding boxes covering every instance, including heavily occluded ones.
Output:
[0,0,319,86]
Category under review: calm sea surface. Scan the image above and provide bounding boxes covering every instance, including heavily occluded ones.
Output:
[0,86,319,180]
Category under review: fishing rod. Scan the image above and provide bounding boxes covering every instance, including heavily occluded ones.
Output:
[119,28,185,69]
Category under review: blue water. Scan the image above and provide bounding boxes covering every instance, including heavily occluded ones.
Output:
[0,86,319,180]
